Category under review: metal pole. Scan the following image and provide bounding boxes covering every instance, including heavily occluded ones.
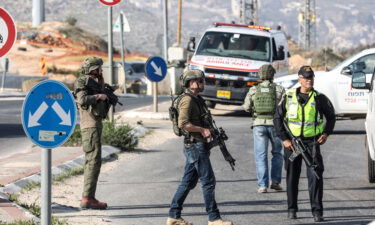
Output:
[177,0,182,46]
[108,6,114,121]
[1,71,6,92]
[1,58,9,92]
[153,82,158,112]
[41,148,51,225]
[32,0,45,27]
[120,12,127,94]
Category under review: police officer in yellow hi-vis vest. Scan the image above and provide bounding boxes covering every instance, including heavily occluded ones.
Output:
[274,66,336,222]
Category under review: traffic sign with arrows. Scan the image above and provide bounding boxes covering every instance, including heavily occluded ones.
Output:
[22,80,77,149]
[145,56,168,82]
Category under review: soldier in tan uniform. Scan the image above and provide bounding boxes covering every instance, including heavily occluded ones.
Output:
[74,56,109,209]
[167,70,233,225]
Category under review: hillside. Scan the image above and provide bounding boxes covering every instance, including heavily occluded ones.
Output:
[2,0,375,56]
[7,21,148,78]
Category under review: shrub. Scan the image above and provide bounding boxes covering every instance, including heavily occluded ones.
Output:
[65,16,77,26]
[102,120,138,151]
[64,121,138,151]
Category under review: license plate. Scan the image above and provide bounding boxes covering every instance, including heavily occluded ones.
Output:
[217,90,231,99]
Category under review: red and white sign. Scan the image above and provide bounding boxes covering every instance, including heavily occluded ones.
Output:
[0,8,16,58]
[99,0,121,6]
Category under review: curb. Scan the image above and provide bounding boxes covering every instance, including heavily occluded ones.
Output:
[0,124,148,222]
[122,111,170,120]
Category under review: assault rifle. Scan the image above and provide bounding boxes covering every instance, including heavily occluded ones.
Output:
[86,77,123,108]
[203,110,236,171]
[283,119,320,180]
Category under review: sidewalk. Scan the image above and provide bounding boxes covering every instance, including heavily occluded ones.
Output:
[0,91,157,223]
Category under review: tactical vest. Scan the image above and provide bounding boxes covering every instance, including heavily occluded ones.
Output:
[285,89,324,137]
[74,76,110,119]
[252,83,277,119]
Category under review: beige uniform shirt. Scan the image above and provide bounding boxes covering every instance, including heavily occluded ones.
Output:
[177,94,205,141]
[74,76,103,129]
[242,80,285,127]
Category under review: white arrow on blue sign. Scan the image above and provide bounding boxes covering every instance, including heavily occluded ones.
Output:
[145,56,167,82]
[21,80,77,149]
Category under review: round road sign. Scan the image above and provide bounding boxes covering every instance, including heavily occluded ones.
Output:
[21,80,77,149]
[99,0,121,6]
[0,8,16,58]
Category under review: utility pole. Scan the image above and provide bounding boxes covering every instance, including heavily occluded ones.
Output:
[239,0,258,25]
[32,0,45,27]
[298,0,316,50]
[176,0,182,46]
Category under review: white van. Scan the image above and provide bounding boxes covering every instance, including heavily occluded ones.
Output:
[188,22,289,108]
[352,69,375,183]
[275,48,375,118]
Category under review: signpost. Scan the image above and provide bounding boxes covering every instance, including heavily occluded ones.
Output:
[99,0,121,120]
[114,11,130,94]
[21,80,77,225]
[145,56,168,112]
[0,8,17,58]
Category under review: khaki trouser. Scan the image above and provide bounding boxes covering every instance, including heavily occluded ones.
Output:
[81,127,102,198]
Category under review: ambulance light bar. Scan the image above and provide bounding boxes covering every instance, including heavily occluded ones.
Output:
[213,22,271,31]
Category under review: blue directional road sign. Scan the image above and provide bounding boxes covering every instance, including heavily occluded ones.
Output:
[145,56,167,82]
[21,80,77,149]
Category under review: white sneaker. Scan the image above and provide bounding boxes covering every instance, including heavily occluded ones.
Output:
[257,187,267,193]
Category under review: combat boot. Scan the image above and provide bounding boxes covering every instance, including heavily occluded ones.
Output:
[270,182,283,191]
[208,219,233,225]
[166,217,193,225]
[80,197,108,210]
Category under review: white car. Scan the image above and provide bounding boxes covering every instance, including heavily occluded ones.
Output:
[352,70,375,183]
[274,48,375,118]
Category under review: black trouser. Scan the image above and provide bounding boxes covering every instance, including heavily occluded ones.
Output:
[284,139,324,216]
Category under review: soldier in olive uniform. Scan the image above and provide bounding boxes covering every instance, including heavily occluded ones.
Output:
[167,70,233,225]
[74,56,109,209]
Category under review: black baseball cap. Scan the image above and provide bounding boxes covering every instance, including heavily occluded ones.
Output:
[298,66,315,78]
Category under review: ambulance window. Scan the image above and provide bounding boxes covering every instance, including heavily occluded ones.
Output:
[196,31,271,61]
[350,54,375,74]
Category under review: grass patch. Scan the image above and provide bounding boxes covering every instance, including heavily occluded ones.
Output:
[53,167,84,183]
[8,194,69,225]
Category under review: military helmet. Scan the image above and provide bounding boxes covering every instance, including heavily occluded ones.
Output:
[258,64,276,80]
[180,70,205,87]
[81,56,103,74]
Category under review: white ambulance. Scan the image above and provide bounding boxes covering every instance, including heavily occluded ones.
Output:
[352,69,375,183]
[274,48,375,118]
[188,22,289,108]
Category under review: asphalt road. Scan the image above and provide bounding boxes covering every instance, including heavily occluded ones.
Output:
[71,110,375,225]
[0,95,169,159]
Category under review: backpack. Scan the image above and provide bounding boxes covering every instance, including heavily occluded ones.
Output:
[169,93,187,136]
[253,83,277,119]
